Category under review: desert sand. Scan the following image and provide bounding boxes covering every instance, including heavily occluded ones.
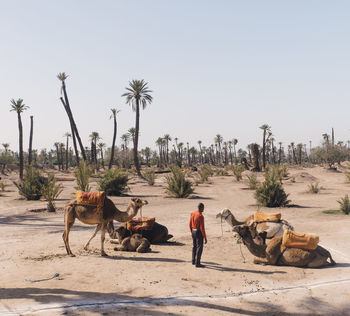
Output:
[1,165,350,315]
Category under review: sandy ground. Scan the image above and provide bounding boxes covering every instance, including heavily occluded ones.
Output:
[1,165,350,315]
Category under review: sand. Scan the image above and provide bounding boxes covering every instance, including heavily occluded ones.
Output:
[1,166,350,315]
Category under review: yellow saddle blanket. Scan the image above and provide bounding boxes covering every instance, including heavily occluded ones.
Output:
[282,230,319,250]
[75,191,106,210]
[127,217,155,232]
[254,211,281,223]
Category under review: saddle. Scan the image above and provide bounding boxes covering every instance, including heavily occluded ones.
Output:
[127,217,155,232]
[282,229,319,250]
[253,211,281,223]
[75,190,106,211]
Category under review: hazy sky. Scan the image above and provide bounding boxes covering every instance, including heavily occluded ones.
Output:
[1,0,349,153]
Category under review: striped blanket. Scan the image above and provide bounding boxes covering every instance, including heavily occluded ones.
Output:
[127,217,155,232]
[75,191,106,210]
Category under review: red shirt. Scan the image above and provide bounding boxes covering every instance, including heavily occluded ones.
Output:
[189,210,206,239]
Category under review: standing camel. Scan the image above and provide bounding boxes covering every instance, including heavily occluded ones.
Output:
[233,224,335,267]
[63,197,148,256]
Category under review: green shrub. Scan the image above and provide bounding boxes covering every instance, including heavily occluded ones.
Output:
[41,173,63,212]
[98,169,128,196]
[307,182,323,194]
[255,168,290,207]
[14,165,47,200]
[246,173,258,190]
[215,168,228,176]
[338,194,350,215]
[166,166,193,198]
[232,165,245,181]
[0,182,5,192]
[143,169,155,186]
[198,165,212,183]
[74,160,92,192]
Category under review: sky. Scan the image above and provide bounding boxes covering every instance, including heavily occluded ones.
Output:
[1,0,350,153]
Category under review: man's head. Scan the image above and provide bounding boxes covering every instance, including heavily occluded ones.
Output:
[198,203,204,212]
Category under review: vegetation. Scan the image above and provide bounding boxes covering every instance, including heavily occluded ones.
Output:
[232,165,245,181]
[166,166,193,198]
[307,182,323,194]
[74,160,92,192]
[143,169,156,186]
[0,181,5,192]
[14,165,47,200]
[338,194,350,215]
[41,173,63,212]
[198,165,213,183]
[255,167,290,207]
[98,168,128,196]
[246,173,258,190]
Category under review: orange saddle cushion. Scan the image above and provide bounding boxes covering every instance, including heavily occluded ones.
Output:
[282,230,319,250]
[75,191,106,210]
[127,217,155,232]
[254,211,281,223]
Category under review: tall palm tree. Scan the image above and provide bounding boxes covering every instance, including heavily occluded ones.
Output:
[215,134,223,164]
[122,79,153,177]
[89,131,100,170]
[232,138,238,165]
[2,143,10,152]
[260,124,271,169]
[163,134,171,164]
[28,115,34,165]
[108,108,120,169]
[57,72,86,162]
[156,137,164,167]
[64,132,71,170]
[198,140,203,164]
[10,99,29,179]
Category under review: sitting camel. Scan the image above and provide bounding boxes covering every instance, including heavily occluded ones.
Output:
[110,221,173,244]
[63,197,148,257]
[233,224,336,268]
[216,208,293,241]
[113,234,151,253]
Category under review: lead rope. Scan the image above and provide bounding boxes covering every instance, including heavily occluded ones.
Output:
[221,216,224,236]
[236,236,246,263]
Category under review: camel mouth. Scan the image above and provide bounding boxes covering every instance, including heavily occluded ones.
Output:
[216,213,223,218]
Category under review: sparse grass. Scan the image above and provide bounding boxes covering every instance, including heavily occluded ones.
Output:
[143,169,156,186]
[198,165,213,183]
[322,209,343,215]
[215,168,228,176]
[246,173,258,190]
[166,166,193,198]
[338,194,350,215]
[74,160,92,192]
[98,169,129,196]
[40,173,63,212]
[307,182,323,194]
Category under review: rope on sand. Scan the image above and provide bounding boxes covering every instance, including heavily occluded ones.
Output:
[25,273,59,283]
[236,236,246,263]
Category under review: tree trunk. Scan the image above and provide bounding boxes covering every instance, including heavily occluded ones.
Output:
[17,112,24,180]
[252,143,261,172]
[61,81,86,161]
[262,129,266,169]
[60,97,79,165]
[134,99,141,176]
[109,114,117,169]
[28,115,33,165]
[65,136,69,170]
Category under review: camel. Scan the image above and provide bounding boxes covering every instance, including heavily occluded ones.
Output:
[113,233,151,253]
[233,224,336,268]
[110,221,173,244]
[216,208,293,241]
[63,197,148,256]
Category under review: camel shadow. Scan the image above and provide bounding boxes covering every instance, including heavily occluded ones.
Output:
[104,255,186,263]
[154,241,185,246]
[189,195,213,200]
[202,262,287,274]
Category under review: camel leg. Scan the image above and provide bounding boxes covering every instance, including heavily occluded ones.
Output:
[84,224,102,251]
[100,224,108,256]
[62,207,76,257]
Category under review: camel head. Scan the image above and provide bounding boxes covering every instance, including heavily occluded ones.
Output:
[114,225,128,243]
[233,224,250,237]
[233,224,265,245]
[131,198,148,209]
[216,208,231,219]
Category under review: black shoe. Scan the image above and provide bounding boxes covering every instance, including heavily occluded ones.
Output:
[196,264,205,268]
[192,261,195,265]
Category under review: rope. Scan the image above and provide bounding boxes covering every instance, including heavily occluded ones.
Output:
[236,236,246,263]
[220,216,223,236]
[25,273,59,283]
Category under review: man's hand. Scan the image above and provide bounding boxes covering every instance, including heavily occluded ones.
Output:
[204,238,207,244]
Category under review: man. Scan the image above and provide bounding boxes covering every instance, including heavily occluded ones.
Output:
[189,203,207,268]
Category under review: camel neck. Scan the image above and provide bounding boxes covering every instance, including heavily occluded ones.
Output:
[242,234,267,258]
[226,213,244,227]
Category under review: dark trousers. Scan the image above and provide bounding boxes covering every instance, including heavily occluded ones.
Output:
[192,229,203,265]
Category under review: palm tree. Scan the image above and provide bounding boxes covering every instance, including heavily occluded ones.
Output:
[28,115,34,165]
[57,72,86,163]
[64,132,71,170]
[122,79,153,176]
[108,108,120,169]
[163,134,171,164]
[198,140,203,164]
[2,143,10,152]
[260,124,271,169]
[98,142,106,168]
[156,137,164,167]
[10,99,29,179]
[89,131,100,170]
[215,134,223,164]
[232,138,238,164]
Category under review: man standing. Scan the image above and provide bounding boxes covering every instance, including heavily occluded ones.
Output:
[189,203,207,268]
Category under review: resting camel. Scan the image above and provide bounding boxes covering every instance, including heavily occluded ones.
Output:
[110,221,173,244]
[63,197,148,256]
[216,208,293,241]
[113,233,151,253]
[233,224,336,268]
